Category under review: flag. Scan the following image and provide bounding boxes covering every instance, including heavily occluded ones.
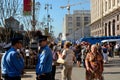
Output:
[23,0,32,15]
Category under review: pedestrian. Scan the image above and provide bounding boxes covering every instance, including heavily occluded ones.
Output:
[1,37,24,80]
[114,43,120,56]
[83,43,91,68]
[0,43,11,80]
[85,44,104,80]
[74,44,81,67]
[58,41,76,80]
[48,42,59,80]
[36,35,52,80]
[102,43,108,63]
[25,46,30,68]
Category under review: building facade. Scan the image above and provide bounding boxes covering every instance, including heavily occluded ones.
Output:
[91,0,120,37]
[62,10,91,41]
[5,17,24,31]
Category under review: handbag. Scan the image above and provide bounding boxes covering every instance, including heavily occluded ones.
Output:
[56,58,65,64]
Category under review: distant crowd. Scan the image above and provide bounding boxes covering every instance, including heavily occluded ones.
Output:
[0,36,120,80]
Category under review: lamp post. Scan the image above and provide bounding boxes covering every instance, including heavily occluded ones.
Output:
[31,0,40,32]
[32,0,36,31]
[30,0,40,53]
[44,3,52,34]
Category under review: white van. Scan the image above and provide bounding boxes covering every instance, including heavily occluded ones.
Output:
[101,39,120,44]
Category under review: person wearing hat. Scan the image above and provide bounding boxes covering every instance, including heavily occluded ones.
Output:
[3,43,12,53]
[36,35,53,80]
[1,37,24,80]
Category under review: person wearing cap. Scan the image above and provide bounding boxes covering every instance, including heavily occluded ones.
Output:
[1,37,24,80]
[36,35,52,80]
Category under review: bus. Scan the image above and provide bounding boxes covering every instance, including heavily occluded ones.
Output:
[79,36,120,44]
[101,39,120,44]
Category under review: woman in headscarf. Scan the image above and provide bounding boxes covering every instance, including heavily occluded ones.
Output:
[85,44,104,80]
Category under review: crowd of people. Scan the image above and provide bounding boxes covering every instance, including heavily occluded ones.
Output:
[0,35,120,80]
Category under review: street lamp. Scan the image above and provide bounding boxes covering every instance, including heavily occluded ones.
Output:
[44,3,52,33]
[31,0,36,31]
[30,0,41,52]
[31,0,40,31]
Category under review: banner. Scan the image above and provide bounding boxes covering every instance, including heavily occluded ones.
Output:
[23,0,32,15]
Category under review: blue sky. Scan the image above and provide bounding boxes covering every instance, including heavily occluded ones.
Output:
[36,0,90,37]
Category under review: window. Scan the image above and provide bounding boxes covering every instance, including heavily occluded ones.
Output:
[68,22,72,27]
[68,29,72,33]
[76,17,80,21]
[76,22,80,26]
[113,0,115,6]
[84,17,89,21]
[117,0,120,3]
[117,15,119,21]
[109,0,111,9]
[105,1,107,11]
[117,25,119,30]
[84,22,89,26]
[100,30,102,34]
[68,17,72,21]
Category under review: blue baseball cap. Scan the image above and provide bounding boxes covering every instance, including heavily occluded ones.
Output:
[38,35,48,43]
[11,37,23,45]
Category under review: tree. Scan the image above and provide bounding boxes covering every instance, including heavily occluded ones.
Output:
[0,0,21,42]
[0,0,42,43]
[0,0,21,26]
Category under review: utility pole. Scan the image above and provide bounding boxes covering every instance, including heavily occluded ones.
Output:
[32,0,36,31]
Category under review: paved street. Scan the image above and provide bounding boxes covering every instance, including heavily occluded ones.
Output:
[22,56,120,80]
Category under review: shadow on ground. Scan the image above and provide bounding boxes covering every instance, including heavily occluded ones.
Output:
[103,72,120,74]
[22,75,33,78]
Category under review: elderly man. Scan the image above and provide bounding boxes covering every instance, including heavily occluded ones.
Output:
[36,35,52,80]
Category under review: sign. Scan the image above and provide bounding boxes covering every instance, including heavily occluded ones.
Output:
[23,0,32,15]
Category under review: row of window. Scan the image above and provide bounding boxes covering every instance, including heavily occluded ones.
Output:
[91,23,119,31]
[68,21,89,28]
[92,14,120,30]
[68,22,88,27]
[91,30,103,36]
[105,0,120,11]
[91,24,101,30]
[91,24,120,36]
[68,17,90,21]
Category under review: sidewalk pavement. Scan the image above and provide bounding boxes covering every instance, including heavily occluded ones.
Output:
[22,56,120,80]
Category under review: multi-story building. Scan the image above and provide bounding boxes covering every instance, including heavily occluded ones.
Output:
[5,17,24,31]
[62,10,91,41]
[91,0,120,37]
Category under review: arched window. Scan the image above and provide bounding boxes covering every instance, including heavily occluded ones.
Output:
[108,21,111,36]
[113,0,115,6]
[105,23,107,36]
[112,20,115,36]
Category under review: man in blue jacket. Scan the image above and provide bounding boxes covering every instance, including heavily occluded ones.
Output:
[1,37,24,80]
[36,35,52,80]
